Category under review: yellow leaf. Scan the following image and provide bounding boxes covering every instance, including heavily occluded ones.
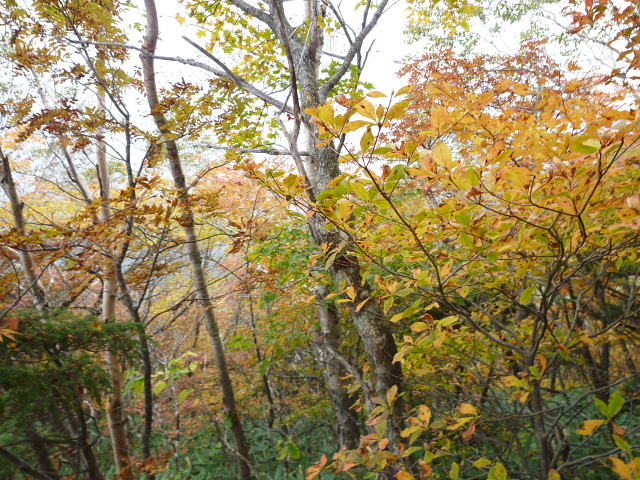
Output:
[432,141,452,169]
[440,259,454,279]
[354,99,377,120]
[430,106,447,130]
[418,405,431,425]
[418,149,436,171]
[395,471,416,480]
[395,85,415,96]
[355,297,371,312]
[410,322,429,332]
[448,416,474,430]
[344,285,356,301]
[450,461,460,480]
[577,419,605,436]
[609,457,638,480]
[548,469,561,480]
[387,385,398,405]
[565,79,581,93]
[401,425,422,437]
[459,403,477,416]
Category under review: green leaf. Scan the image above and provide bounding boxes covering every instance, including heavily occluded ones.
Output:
[437,316,458,327]
[361,128,374,152]
[342,120,372,133]
[613,434,631,455]
[402,446,423,457]
[455,211,471,228]
[519,286,536,305]
[351,181,368,200]
[465,168,481,186]
[570,135,601,154]
[450,461,459,480]
[154,380,168,395]
[473,458,492,469]
[595,398,609,418]
[178,388,195,403]
[388,165,407,182]
[488,461,507,480]
[608,391,625,418]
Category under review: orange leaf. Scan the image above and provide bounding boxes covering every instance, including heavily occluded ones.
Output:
[461,421,476,442]
[395,471,416,480]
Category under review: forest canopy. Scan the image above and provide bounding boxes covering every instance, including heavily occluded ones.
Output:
[0,1,638,480]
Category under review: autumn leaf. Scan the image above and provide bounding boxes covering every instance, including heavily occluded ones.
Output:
[461,421,476,442]
[459,403,477,416]
[395,471,416,480]
[577,419,605,435]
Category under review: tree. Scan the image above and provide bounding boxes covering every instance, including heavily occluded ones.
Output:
[302,38,640,480]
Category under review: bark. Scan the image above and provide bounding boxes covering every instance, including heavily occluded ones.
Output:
[25,429,58,480]
[140,2,252,478]
[72,398,106,480]
[316,285,361,449]
[115,262,154,461]
[0,146,48,312]
[96,91,132,477]
[227,0,402,433]
[0,445,60,480]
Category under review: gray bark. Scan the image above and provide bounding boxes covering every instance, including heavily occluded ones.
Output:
[316,285,361,449]
[0,147,49,312]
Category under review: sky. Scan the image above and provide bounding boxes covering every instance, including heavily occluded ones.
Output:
[150,0,421,95]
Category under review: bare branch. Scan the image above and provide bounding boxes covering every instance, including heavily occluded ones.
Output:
[182,37,294,114]
[196,144,311,156]
[226,0,275,28]
[319,0,390,100]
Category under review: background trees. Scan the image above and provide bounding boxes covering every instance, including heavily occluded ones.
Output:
[0,1,638,480]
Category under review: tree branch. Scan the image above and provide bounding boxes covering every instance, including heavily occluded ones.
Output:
[196,144,310,156]
[319,0,390,100]
[182,37,294,114]
[226,0,275,28]
[0,445,60,480]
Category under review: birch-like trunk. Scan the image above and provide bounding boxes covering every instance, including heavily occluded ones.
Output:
[95,91,132,477]
[0,147,48,312]
[141,2,252,478]
[316,285,361,449]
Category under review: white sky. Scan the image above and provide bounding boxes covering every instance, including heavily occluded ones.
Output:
[151,0,419,95]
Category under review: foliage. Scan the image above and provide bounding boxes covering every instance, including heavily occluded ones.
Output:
[0,310,139,478]
[0,0,639,480]
[300,43,640,478]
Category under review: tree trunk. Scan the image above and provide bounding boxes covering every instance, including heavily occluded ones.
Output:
[316,285,361,449]
[96,91,132,478]
[0,146,48,312]
[224,0,402,438]
[140,2,252,478]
